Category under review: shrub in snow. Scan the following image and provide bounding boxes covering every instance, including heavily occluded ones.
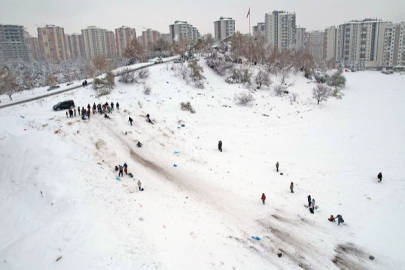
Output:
[143,84,152,95]
[206,56,231,76]
[330,87,344,99]
[46,74,58,86]
[226,65,252,85]
[188,61,205,88]
[118,67,135,83]
[234,91,254,106]
[314,72,328,84]
[92,72,115,97]
[180,101,196,113]
[138,68,150,79]
[327,71,346,89]
[274,84,287,96]
[255,69,272,89]
[0,68,21,100]
[312,83,330,104]
[290,92,299,103]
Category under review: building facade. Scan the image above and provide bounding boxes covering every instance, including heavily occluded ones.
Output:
[37,25,68,62]
[106,31,117,59]
[253,22,266,38]
[82,26,108,59]
[169,21,200,42]
[336,19,389,67]
[214,17,235,40]
[306,31,325,61]
[115,26,136,57]
[67,34,86,59]
[28,36,41,60]
[383,22,405,67]
[140,29,160,48]
[295,27,306,51]
[264,11,296,50]
[324,26,338,61]
[0,24,31,63]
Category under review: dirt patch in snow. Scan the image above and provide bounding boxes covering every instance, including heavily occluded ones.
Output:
[332,242,370,270]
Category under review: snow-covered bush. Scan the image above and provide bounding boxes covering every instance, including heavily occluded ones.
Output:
[180,101,196,113]
[290,92,299,103]
[143,84,152,95]
[255,69,272,89]
[118,67,135,83]
[206,56,232,76]
[234,91,254,106]
[327,71,346,89]
[138,68,150,79]
[314,72,328,84]
[226,64,252,85]
[274,84,287,96]
[312,83,330,104]
[330,87,344,99]
[188,61,205,89]
[92,72,115,97]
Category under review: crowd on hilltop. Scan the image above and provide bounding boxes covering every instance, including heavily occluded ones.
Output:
[65,101,120,120]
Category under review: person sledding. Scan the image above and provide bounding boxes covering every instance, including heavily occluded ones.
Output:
[128,117,133,126]
[328,215,336,222]
[146,114,154,124]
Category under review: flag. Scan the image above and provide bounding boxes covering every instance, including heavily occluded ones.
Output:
[247,8,250,18]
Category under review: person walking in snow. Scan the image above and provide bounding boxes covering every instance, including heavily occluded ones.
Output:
[66,111,68,118]
[311,199,315,210]
[78,107,81,115]
[87,110,90,120]
[118,165,123,177]
[137,180,142,191]
[146,114,153,124]
[123,163,128,175]
[111,102,114,110]
[87,104,91,112]
[276,162,279,172]
[218,140,222,152]
[290,182,294,193]
[335,214,344,225]
[307,195,312,207]
[128,117,133,126]
[107,105,112,113]
[69,109,73,118]
[116,102,119,110]
[74,108,76,117]
[82,107,85,115]
[377,172,382,182]
[261,193,266,204]
[93,103,96,114]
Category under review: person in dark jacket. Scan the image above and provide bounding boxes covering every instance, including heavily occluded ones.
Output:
[116,102,119,110]
[146,114,153,124]
[123,163,128,175]
[261,193,266,204]
[218,140,222,152]
[111,102,114,110]
[93,103,96,114]
[66,111,69,118]
[69,109,73,118]
[87,104,91,112]
[290,182,294,193]
[276,162,279,172]
[335,214,344,225]
[308,195,311,207]
[78,107,81,115]
[137,141,142,147]
[118,165,123,177]
[104,113,110,119]
[84,80,87,86]
[378,172,382,182]
[129,117,133,126]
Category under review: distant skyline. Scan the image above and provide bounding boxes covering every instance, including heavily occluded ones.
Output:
[1,0,404,36]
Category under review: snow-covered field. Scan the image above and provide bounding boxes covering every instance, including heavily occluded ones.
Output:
[0,62,404,269]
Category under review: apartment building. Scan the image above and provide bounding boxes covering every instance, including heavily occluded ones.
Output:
[106,31,117,59]
[115,26,136,57]
[37,25,68,62]
[295,27,306,51]
[306,31,325,61]
[67,34,86,59]
[28,36,41,60]
[324,26,338,61]
[383,22,405,67]
[336,19,390,67]
[253,22,266,38]
[169,21,200,42]
[0,24,31,63]
[140,29,160,48]
[214,17,235,40]
[82,26,108,59]
[264,11,296,50]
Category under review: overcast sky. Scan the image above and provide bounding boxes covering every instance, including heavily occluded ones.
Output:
[1,0,404,36]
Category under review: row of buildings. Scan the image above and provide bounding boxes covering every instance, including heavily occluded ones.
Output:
[0,24,173,64]
[250,11,405,67]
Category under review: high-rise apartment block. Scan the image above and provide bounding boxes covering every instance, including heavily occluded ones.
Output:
[264,11,296,50]
[115,26,136,57]
[306,31,325,61]
[37,25,68,62]
[382,22,405,66]
[336,19,389,67]
[140,29,160,48]
[295,27,306,51]
[214,17,235,40]
[67,34,85,59]
[106,31,117,59]
[28,36,41,60]
[169,21,200,42]
[82,26,109,59]
[253,22,265,37]
[324,26,338,61]
[0,24,31,63]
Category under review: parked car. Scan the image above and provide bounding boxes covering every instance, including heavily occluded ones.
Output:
[174,58,185,63]
[67,82,73,86]
[154,58,163,64]
[47,85,60,91]
[53,100,75,111]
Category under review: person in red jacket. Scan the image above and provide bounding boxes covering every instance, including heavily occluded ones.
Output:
[261,193,266,204]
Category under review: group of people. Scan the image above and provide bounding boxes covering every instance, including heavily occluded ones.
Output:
[128,114,153,126]
[65,101,120,121]
[82,80,88,87]
[115,163,144,191]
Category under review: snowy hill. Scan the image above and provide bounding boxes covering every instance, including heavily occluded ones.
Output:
[0,62,404,269]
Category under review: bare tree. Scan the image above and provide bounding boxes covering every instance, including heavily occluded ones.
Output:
[312,83,330,104]
[124,38,145,62]
[172,38,190,56]
[255,68,272,89]
[46,73,58,86]
[118,67,135,83]
[274,84,287,96]
[0,68,21,100]
[143,84,152,95]
[93,55,112,76]
[23,70,35,94]
[137,68,150,79]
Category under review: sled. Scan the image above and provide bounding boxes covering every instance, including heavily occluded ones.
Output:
[252,236,260,241]
[128,173,133,178]
[173,151,180,154]
[115,177,121,181]
[173,164,178,167]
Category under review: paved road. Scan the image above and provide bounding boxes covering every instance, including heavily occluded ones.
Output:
[0,59,177,110]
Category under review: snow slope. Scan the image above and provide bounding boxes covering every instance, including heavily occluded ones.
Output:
[0,63,404,269]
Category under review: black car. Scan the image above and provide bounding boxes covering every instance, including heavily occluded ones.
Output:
[47,85,60,91]
[53,100,75,111]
